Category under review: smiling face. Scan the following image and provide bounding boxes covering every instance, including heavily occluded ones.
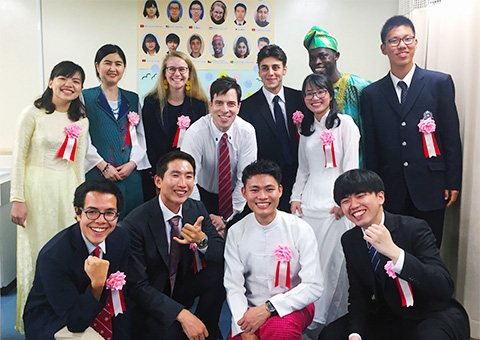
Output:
[235,6,246,22]
[211,4,224,21]
[212,38,224,57]
[146,5,157,19]
[155,159,194,213]
[257,6,268,22]
[167,40,178,51]
[95,52,125,86]
[381,25,417,73]
[242,174,282,225]
[48,72,83,109]
[258,56,286,95]
[146,39,156,53]
[190,3,202,21]
[210,88,240,132]
[165,56,189,90]
[236,41,247,58]
[76,191,118,246]
[340,192,384,230]
[190,38,202,53]
[308,47,339,76]
[304,82,332,121]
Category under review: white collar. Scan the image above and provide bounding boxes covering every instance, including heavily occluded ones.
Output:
[158,194,184,223]
[262,86,285,105]
[81,230,106,256]
[390,64,416,88]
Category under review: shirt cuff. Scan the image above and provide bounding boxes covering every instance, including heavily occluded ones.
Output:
[392,248,405,273]
[349,333,362,340]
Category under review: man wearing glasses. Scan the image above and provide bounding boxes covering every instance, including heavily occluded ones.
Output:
[24,179,130,339]
[189,0,203,23]
[361,15,462,248]
[168,1,181,23]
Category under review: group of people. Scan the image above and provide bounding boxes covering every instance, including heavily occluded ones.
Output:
[10,14,469,340]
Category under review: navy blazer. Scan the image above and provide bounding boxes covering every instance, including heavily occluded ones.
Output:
[122,197,224,335]
[361,66,462,211]
[341,212,467,339]
[24,224,131,340]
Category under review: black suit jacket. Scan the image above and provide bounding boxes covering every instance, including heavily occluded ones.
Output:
[24,224,131,340]
[341,212,467,339]
[239,87,305,210]
[361,66,462,212]
[122,197,224,335]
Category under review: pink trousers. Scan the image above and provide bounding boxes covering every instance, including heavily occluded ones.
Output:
[227,303,315,340]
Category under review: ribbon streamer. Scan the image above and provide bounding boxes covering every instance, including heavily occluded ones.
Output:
[172,127,187,148]
[422,132,440,158]
[57,136,77,161]
[395,277,414,307]
[274,261,291,289]
[323,143,337,168]
[109,290,126,316]
[191,249,206,273]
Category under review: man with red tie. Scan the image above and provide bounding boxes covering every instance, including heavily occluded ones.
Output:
[24,179,130,340]
[182,76,257,236]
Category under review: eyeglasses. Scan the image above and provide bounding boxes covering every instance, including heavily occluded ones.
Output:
[166,66,189,74]
[386,35,415,47]
[79,208,119,221]
[304,89,328,100]
[190,7,202,12]
[169,6,180,11]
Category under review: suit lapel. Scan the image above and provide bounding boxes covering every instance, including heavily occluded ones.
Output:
[147,198,170,267]
[257,91,280,138]
[350,226,378,294]
[379,74,403,117]
[401,66,425,119]
[284,88,300,144]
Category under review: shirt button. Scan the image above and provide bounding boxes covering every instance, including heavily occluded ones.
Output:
[403,162,408,167]
[402,141,407,146]
[401,122,406,126]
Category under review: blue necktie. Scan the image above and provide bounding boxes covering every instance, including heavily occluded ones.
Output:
[273,95,293,165]
[398,81,408,105]
[368,243,381,272]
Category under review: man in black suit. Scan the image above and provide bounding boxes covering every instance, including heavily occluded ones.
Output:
[24,179,130,340]
[123,150,225,340]
[361,15,462,247]
[239,44,305,212]
[320,169,469,340]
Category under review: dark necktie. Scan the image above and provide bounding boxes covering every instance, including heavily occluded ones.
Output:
[91,246,113,340]
[168,216,181,294]
[368,243,381,272]
[273,95,293,165]
[398,81,408,105]
[218,133,233,219]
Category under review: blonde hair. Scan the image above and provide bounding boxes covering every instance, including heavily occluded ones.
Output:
[148,51,209,113]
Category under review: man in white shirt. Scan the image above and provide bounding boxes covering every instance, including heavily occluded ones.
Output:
[224,159,324,340]
[320,169,469,340]
[182,76,257,236]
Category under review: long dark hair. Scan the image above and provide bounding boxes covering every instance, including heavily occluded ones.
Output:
[34,61,86,122]
[300,73,340,136]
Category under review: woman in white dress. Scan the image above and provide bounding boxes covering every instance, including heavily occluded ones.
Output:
[290,73,360,331]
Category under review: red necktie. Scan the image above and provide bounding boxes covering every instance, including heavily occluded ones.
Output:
[168,216,182,294]
[91,246,113,340]
[218,133,233,219]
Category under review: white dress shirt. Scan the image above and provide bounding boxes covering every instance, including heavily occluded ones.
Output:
[262,86,290,136]
[224,211,324,336]
[390,64,416,104]
[181,114,257,219]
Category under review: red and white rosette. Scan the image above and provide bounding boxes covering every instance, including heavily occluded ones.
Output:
[126,111,140,147]
[57,123,82,161]
[385,261,413,307]
[319,129,337,168]
[172,115,191,148]
[274,245,291,289]
[106,271,127,316]
[190,243,206,274]
[292,110,304,143]
[418,117,440,158]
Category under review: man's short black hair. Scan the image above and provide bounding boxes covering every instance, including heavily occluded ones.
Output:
[333,169,385,206]
[242,159,282,187]
[257,44,287,66]
[166,33,180,44]
[209,76,242,103]
[74,179,124,214]
[156,149,196,178]
[234,3,246,11]
[380,15,416,43]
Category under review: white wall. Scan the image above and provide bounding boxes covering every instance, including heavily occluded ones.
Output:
[0,0,397,167]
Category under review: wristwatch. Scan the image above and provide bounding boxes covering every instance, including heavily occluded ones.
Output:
[197,235,208,249]
[265,300,277,316]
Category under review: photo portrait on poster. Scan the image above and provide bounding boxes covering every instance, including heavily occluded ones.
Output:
[167,0,182,23]
[233,2,248,26]
[189,0,204,23]
[188,34,204,58]
[143,0,160,21]
[142,33,161,56]
[165,32,181,52]
[257,36,270,52]
[255,3,270,27]
[233,36,250,59]
[211,34,226,58]
[210,0,227,25]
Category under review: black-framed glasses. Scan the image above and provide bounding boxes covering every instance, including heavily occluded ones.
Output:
[386,35,415,47]
[304,89,328,100]
[166,66,189,74]
[79,208,119,221]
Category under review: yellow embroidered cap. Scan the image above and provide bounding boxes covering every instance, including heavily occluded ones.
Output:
[303,26,338,52]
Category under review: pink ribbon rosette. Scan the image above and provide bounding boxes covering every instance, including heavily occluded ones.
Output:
[190,242,206,274]
[106,271,127,316]
[384,261,414,307]
[292,110,304,143]
[319,129,337,168]
[57,123,82,161]
[173,115,191,148]
[126,111,140,147]
[417,111,440,158]
[274,245,291,289]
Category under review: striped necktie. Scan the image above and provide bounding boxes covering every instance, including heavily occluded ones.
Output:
[368,243,381,272]
[91,246,113,340]
[218,133,233,219]
[398,81,408,105]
